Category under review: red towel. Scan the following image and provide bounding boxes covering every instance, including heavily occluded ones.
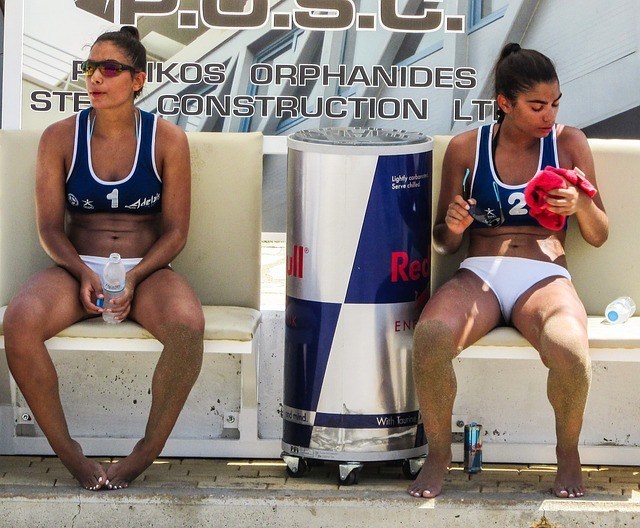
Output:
[524,166,597,230]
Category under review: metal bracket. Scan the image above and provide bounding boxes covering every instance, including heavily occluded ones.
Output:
[282,454,301,472]
[407,456,426,476]
[338,462,363,481]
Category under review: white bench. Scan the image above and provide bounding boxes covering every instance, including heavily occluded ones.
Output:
[432,135,640,465]
[0,129,280,458]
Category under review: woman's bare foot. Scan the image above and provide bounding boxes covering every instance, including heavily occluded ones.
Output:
[58,440,107,491]
[407,451,451,498]
[553,446,585,498]
[105,439,156,490]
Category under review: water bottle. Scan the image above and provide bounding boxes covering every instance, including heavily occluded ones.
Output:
[605,296,636,324]
[102,253,126,324]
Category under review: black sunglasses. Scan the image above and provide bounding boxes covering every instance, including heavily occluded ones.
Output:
[81,59,137,77]
[462,169,505,228]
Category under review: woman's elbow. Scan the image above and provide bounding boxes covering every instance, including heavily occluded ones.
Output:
[433,242,454,256]
[585,227,609,248]
[169,226,189,252]
[592,232,608,248]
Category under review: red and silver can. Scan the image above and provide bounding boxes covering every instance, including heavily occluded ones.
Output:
[464,422,483,474]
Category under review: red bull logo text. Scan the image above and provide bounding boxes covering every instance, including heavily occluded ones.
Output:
[287,245,307,278]
[394,319,418,332]
[391,251,429,283]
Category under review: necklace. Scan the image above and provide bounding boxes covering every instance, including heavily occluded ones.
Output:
[89,109,140,141]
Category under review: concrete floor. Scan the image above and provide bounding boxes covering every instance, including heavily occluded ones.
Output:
[1,455,640,527]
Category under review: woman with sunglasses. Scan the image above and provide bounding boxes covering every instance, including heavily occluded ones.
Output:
[408,43,607,499]
[3,26,204,490]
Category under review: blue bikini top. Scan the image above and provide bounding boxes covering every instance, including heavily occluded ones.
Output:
[467,123,560,229]
[66,107,162,214]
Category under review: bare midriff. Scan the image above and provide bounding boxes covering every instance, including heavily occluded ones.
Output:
[67,211,161,258]
[467,226,568,267]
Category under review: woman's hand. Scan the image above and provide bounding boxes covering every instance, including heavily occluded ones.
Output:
[545,168,590,216]
[445,195,475,234]
[79,268,104,315]
[102,277,136,322]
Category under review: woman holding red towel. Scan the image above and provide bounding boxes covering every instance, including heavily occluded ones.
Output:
[408,43,608,499]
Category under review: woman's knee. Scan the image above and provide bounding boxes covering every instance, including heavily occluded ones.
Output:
[413,319,459,364]
[154,302,205,348]
[136,273,205,337]
[4,270,83,347]
[538,316,590,371]
[174,302,205,333]
[3,296,47,344]
[2,302,56,373]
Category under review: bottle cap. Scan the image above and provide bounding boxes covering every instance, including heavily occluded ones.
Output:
[607,310,619,322]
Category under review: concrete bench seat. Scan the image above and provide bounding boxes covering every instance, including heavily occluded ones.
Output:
[0,305,261,352]
[460,317,640,361]
[0,128,280,458]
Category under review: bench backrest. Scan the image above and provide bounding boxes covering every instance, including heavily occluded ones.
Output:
[0,129,263,311]
[431,135,639,317]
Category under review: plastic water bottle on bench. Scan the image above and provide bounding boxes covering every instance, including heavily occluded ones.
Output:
[605,296,636,324]
[102,253,126,324]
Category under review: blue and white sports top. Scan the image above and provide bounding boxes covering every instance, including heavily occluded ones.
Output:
[468,123,559,229]
[66,108,162,214]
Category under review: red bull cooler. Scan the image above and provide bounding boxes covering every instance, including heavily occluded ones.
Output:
[282,127,432,483]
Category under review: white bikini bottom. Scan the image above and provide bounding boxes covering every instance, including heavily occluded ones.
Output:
[80,254,142,276]
[459,256,571,322]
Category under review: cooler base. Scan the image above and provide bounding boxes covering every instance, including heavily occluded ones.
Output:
[281,441,427,463]
[281,442,427,485]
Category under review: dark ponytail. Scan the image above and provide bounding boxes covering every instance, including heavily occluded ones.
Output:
[493,43,558,122]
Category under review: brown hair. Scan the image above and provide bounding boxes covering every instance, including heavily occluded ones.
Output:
[493,43,558,122]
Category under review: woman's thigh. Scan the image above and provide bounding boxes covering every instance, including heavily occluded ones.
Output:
[511,277,588,362]
[129,269,204,339]
[418,269,503,353]
[4,266,87,342]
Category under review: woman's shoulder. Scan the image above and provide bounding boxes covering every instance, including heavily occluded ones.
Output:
[445,125,482,156]
[440,126,484,171]
[39,114,77,150]
[452,126,482,144]
[554,124,593,170]
[153,114,187,145]
[151,115,189,166]
[43,114,76,135]
[555,124,590,153]
[556,123,588,143]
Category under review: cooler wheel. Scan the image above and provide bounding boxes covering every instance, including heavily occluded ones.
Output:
[337,462,363,486]
[282,455,308,478]
[402,456,425,479]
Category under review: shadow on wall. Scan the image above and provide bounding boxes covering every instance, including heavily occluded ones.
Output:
[583,106,640,140]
